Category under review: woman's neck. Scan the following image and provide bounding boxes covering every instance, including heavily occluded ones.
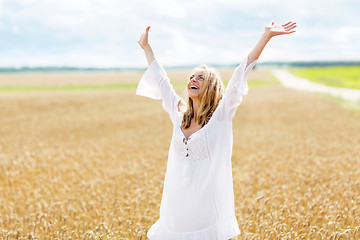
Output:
[192,98,201,120]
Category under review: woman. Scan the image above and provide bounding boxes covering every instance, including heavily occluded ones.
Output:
[137,21,296,240]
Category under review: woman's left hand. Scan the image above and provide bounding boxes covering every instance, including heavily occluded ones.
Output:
[246,21,297,67]
[265,21,297,38]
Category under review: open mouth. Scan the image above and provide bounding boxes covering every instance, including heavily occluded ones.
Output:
[189,85,199,90]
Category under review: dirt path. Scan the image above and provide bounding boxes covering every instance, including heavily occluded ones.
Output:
[0,85,359,239]
[273,69,360,101]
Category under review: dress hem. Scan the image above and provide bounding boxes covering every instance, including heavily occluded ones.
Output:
[147,215,240,240]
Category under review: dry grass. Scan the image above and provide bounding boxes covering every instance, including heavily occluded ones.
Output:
[0,70,359,239]
[0,68,271,87]
[0,72,144,86]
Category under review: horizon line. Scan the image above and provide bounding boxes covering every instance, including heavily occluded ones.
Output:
[0,60,359,73]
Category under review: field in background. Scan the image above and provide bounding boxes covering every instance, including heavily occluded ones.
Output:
[291,66,360,89]
[0,69,276,92]
[1,69,360,239]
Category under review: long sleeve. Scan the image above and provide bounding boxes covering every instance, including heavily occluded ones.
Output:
[216,56,257,120]
[136,59,182,124]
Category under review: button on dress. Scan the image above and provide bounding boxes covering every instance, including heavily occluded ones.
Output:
[136,57,256,240]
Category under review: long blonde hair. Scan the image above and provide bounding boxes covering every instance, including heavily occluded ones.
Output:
[181,65,225,129]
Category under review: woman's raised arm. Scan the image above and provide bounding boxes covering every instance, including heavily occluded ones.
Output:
[136,26,183,123]
[138,26,155,66]
[247,21,297,68]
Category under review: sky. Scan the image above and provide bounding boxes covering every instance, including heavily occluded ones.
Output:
[0,0,359,68]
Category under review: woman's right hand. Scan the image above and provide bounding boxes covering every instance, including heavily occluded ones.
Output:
[138,26,151,49]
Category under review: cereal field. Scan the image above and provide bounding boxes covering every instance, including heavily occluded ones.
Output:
[0,69,359,239]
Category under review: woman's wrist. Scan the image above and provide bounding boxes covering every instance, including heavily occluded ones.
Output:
[142,44,151,51]
[262,31,272,42]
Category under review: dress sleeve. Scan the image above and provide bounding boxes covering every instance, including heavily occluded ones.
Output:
[216,56,257,121]
[136,59,182,123]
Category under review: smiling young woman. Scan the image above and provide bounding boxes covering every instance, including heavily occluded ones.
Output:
[137,21,296,240]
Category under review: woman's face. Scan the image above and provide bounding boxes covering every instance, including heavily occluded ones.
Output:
[187,68,205,100]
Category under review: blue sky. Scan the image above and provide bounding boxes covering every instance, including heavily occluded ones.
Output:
[0,0,359,67]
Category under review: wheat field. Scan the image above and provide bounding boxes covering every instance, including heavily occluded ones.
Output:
[0,70,360,239]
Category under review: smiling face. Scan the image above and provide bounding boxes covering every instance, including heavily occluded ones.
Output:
[182,64,225,129]
[187,68,205,100]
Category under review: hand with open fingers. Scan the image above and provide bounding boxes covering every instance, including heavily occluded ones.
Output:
[265,21,297,38]
[138,26,151,49]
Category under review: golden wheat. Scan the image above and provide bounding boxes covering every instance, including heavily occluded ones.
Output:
[0,70,359,239]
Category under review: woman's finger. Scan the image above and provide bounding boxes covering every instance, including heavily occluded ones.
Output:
[285,22,297,29]
[283,21,296,28]
[284,25,297,31]
[282,21,292,27]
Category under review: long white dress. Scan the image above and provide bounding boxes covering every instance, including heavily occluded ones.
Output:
[136,57,257,240]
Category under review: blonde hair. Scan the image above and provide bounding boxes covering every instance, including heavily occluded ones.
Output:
[181,65,225,129]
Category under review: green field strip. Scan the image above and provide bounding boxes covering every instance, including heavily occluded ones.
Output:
[0,78,280,93]
[290,66,360,89]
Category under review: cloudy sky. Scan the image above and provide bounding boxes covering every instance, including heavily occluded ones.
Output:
[0,0,359,67]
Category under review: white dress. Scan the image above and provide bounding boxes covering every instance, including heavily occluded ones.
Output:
[136,57,257,240]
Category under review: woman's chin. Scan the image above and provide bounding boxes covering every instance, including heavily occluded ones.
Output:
[188,92,199,99]
[187,89,199,96]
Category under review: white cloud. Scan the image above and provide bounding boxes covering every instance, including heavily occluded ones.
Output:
[330,27,360,60]
[0,0,359,67]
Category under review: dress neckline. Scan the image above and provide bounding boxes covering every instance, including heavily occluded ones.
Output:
[178,99,223,140]
[179,125,203,141]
